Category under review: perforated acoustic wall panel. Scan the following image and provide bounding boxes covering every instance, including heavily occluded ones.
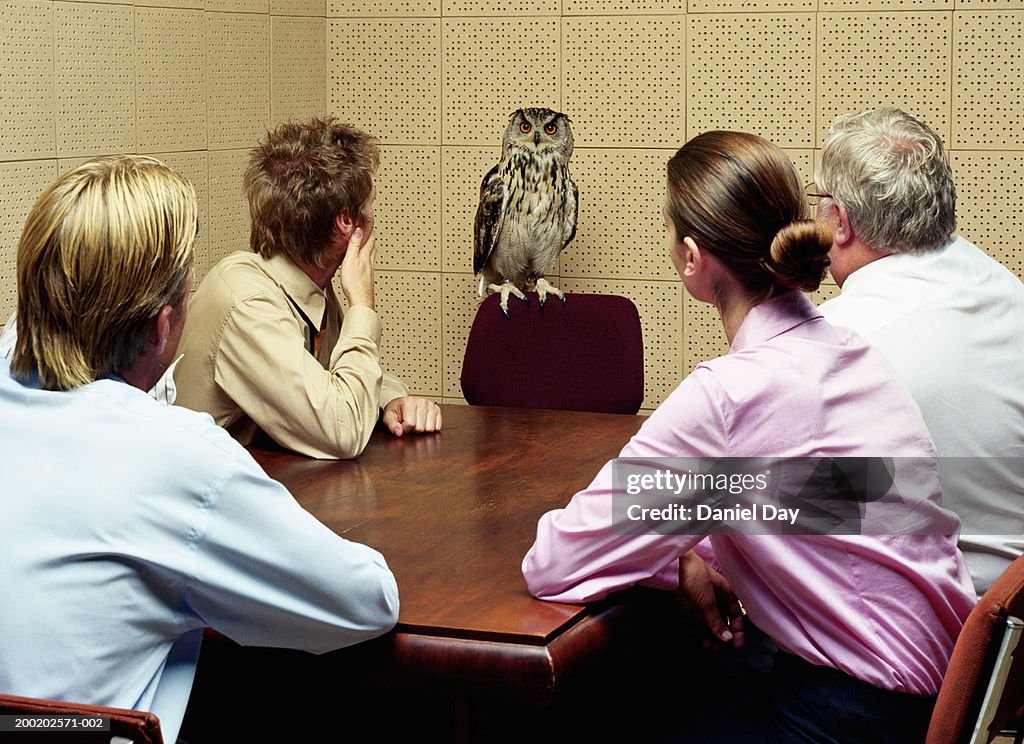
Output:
[442,19,560,146]
[375,271,442,397]
[953,153,1024,278]
[564,17,685,149]
[1,1,1023,413]
[0,161,59,325]
[687,14,815,147]
[208,148,252,272]
[442,146,500,274]
[56,3,135,157]
[330,20,440,144]
[207,13,270,151]
[272,16,326,122]
[1,1,55,160]
[376,146,441,271]
[563,149,676,281]
[817,12,951,147]
[953,11,1024,148]
[137,8,207,154]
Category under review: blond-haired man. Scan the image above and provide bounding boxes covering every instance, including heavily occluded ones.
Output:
[174,118,441,459]
[0,157,399,743]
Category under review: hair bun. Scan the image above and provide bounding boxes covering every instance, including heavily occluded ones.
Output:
[765,219,833,292]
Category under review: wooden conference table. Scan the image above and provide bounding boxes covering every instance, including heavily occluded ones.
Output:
[186,404,694,741]
[248,403,654,705]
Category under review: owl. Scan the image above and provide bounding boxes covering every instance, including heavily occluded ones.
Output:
[474,108,578,316]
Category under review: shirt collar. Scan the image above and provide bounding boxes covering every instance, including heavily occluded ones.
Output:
[841,236,958,294]
[263,251,328,327]
[730,291,822,353]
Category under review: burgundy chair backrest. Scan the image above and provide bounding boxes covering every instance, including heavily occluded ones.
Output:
[926,555,1024,744]
[461,292,644,415]
[0,692,163,744]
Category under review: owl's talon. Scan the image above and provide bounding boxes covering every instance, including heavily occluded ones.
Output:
[534,277,565,309]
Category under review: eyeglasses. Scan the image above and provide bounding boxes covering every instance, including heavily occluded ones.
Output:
[804,182,832,207]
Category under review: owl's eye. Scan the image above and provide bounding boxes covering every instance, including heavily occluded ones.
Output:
[519,121,532,134]
[544,123,557,135]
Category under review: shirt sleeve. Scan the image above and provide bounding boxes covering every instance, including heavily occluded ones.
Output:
[522,367,730,603]
[215,296,386,460]
[380,371,409,410]
[185,448,399,652]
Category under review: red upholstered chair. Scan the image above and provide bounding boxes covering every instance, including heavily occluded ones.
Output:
[461,292,644,414]
[0,692,162,743]
[926,555,1024,744]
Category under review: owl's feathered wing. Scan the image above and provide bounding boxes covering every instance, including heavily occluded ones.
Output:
[473,163,506,276]
[565,178,579,250]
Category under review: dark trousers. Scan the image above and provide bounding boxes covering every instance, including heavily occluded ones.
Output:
[764,652,936,744]
[667,651,937,744]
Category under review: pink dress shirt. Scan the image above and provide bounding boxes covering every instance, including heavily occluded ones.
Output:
[522,291,975,695]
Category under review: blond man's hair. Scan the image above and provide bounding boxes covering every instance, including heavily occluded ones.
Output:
[12,156,197,391]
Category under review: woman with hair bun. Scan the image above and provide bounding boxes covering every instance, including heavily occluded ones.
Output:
[523,131,974,741]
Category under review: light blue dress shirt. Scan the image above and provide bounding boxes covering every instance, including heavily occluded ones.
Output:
[0,358,399,743]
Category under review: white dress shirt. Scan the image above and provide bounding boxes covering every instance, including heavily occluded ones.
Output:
[820,235,1024,593]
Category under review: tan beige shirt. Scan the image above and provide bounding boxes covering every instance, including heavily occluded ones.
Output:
[174,251,408,459]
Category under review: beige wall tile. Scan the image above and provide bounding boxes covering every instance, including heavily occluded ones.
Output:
[442,146,501,275]
[376,146,441,271]
[817,12,951,147]
[330,19,440,145]
[442,18,560,146]
[55,2,135,157]
[2,0,1022,406]
[1,1,55,159]
[444,0,555,17]
[691,0,813,10]
[0,161,59,324]
[137,8,207,154]
[207,13,270,150]
[137,0,202,10]
[207,148,251,271]
[568,0,683,15]
[820,0,949,8]
[956,0,1021,7]
[688,13,815,147]
[274,0,325,14]
[272,15,326,123]
[207,0,270,13]
[563,148,677,281]
[785,149,815,189]
[953,11,1024,148]
[329,0,437,16]
[952,151,1024,279]
[810,282,840,305]
[375,270,442,397]
[565,17,685,148]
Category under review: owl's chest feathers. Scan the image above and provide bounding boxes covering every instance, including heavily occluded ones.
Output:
[500,153,575,230]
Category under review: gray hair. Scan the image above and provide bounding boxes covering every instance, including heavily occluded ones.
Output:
[816,108,956,254]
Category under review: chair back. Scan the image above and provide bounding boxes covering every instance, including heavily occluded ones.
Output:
[926,555,1024,744]
[0,692,163,744]
[461,292,644,414]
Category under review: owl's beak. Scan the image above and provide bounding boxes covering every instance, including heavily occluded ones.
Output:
[533,132,540,146]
